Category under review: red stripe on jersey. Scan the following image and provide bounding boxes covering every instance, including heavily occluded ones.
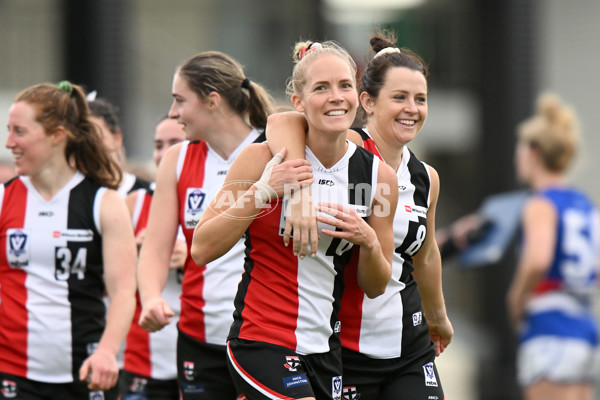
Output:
[0,179,29,376]
[338,250,363,351]
[362,138,383,161]
[123,294,152,377]
[177,142,208,342]
[135,191,153,236]
[239,204,300,350]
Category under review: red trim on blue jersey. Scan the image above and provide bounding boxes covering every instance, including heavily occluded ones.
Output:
[0,179,29,376]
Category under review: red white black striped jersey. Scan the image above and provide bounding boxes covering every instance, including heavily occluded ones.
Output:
[228,142,380,355]
[0,172,107,382]
[123,185,182,379]
[176,128,264,345]
[339,128,433,358]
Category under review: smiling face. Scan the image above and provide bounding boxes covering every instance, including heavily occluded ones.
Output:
[168,72,212,141]
[362,66,428,147]
[6,101,58,176]
[292,54,358,136]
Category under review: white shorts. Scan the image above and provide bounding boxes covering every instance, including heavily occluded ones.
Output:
[517,336,600,387]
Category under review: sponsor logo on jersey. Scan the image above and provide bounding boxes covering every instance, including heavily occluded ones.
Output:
[55,229,94,242]
[343,386,361,400]
[1,380,16,398]
[217,170,228,176]
[318,179,335,186]
[38,211,54,217]
[183,361,195,381]
[404,205,428,217]
[413,311,423,326]
[284,355,301,371]
[7,229,29,268]
[283,374,309,389]
[332,376,342,400]
[423,362,438,386]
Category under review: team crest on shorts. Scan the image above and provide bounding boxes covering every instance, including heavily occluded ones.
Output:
[6,229,29,268]
[1,380,17,398]
[332,376,342,400]
[183,361,196,381]
[284,355,301,372]
[130,377,148,393]
[423,362,438,387]
[343,386,361,400]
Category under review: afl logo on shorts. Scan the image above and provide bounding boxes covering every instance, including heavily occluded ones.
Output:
[6,228,29,268]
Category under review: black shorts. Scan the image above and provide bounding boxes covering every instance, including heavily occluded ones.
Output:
[177,327,236,399]
[341,343,444,400]
[0,371,118,400]
[227,338,343,400]
[118,369,179,400]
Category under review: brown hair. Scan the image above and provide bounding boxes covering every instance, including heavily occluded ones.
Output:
[517,93,579,172]
[15,82,122,189]
[177,51,274,129]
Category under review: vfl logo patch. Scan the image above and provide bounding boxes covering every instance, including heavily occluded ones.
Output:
[343,386,361,400]
[185,188,206,229]
[89,391,105,400]
[423,362,438,387]
[1,380,17,398]
[183,361,195,381]
[334,320,341,333]
[413,311,422,326]
[284,355,301,372]
[6,229,29,268]
[332,376,342,400]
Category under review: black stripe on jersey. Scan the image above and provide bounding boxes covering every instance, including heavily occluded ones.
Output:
[406,149,429,207]
[128,176,152,194]
[64,178,106,379]
[351,127,369,141]
[347,146,374,209]
[327,146,376,350]
[252,130,266,144]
